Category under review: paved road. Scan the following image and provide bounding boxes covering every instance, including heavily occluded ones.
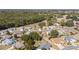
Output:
[62,46,79,50]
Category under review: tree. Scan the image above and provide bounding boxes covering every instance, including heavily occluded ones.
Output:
[66,15,71,19]
[21,34,36,50]
[21,33,41,50]
[21,34,29,42]
[50,30,59,38]
[38,22,46,28]
[29,32,42,41]
[0,12,45,30]
[67,42,71,45]
[14,34,18,38]
[26,39,35,50]
[65,20,74,27]
[60,20,66,26]
[47,20,53,26]
[47,17,57,26]
[71,16,77,20]
[66,15,78,21]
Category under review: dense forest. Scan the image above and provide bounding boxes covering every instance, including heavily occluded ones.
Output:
[0,9,79,30]
[0,12,46,30]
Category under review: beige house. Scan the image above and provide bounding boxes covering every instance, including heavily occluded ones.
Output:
[50,37,65,49]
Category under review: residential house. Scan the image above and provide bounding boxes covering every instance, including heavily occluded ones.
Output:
[50,37,65,49]
[2,38,16,45]
[13,28,23,37]
[13,42,25,49]
[64,36,77,46]
[62,27,78,35]
[7,28,15,34]
[0,30,7,36]
[37,42,52,50]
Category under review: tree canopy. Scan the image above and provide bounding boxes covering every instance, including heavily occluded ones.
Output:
[50,30,59,38]
[21,32,42,50]
[65,20,74,27]
[29,32,42,41]
[0,12,45,30]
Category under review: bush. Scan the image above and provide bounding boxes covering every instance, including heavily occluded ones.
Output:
[21,34,35,50]
[65,20,74,27]
[21,32,42,50]
[29,32,42,41]
[71,16,77,20]
[14,34,18,38]
[50,30,59,38]
[47,18,57,26]
[0,12,45,30]
[25,39,35,50]
[21,35,29,42]
[60,20,66,26]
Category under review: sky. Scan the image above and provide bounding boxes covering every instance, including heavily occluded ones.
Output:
[0,0,79,9]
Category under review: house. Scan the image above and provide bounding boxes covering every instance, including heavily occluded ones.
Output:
[62,27,78,35]
[0,31,4,36]
[53,23,60,26]
[50,37,65,49]
[73,34,79,40]
[2,35,12,40]
[0,30,7,36]
[13,42,25,49]
[50,37,64,44]
[16,27,24,32]
[64,36,77,43]
[41,31,48,37]
[38,28,42,32]
[14,30,23,37]
[2,38,16,45]
[48,26,54,30]
[37,42,52,50]
[7,28,15,34]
